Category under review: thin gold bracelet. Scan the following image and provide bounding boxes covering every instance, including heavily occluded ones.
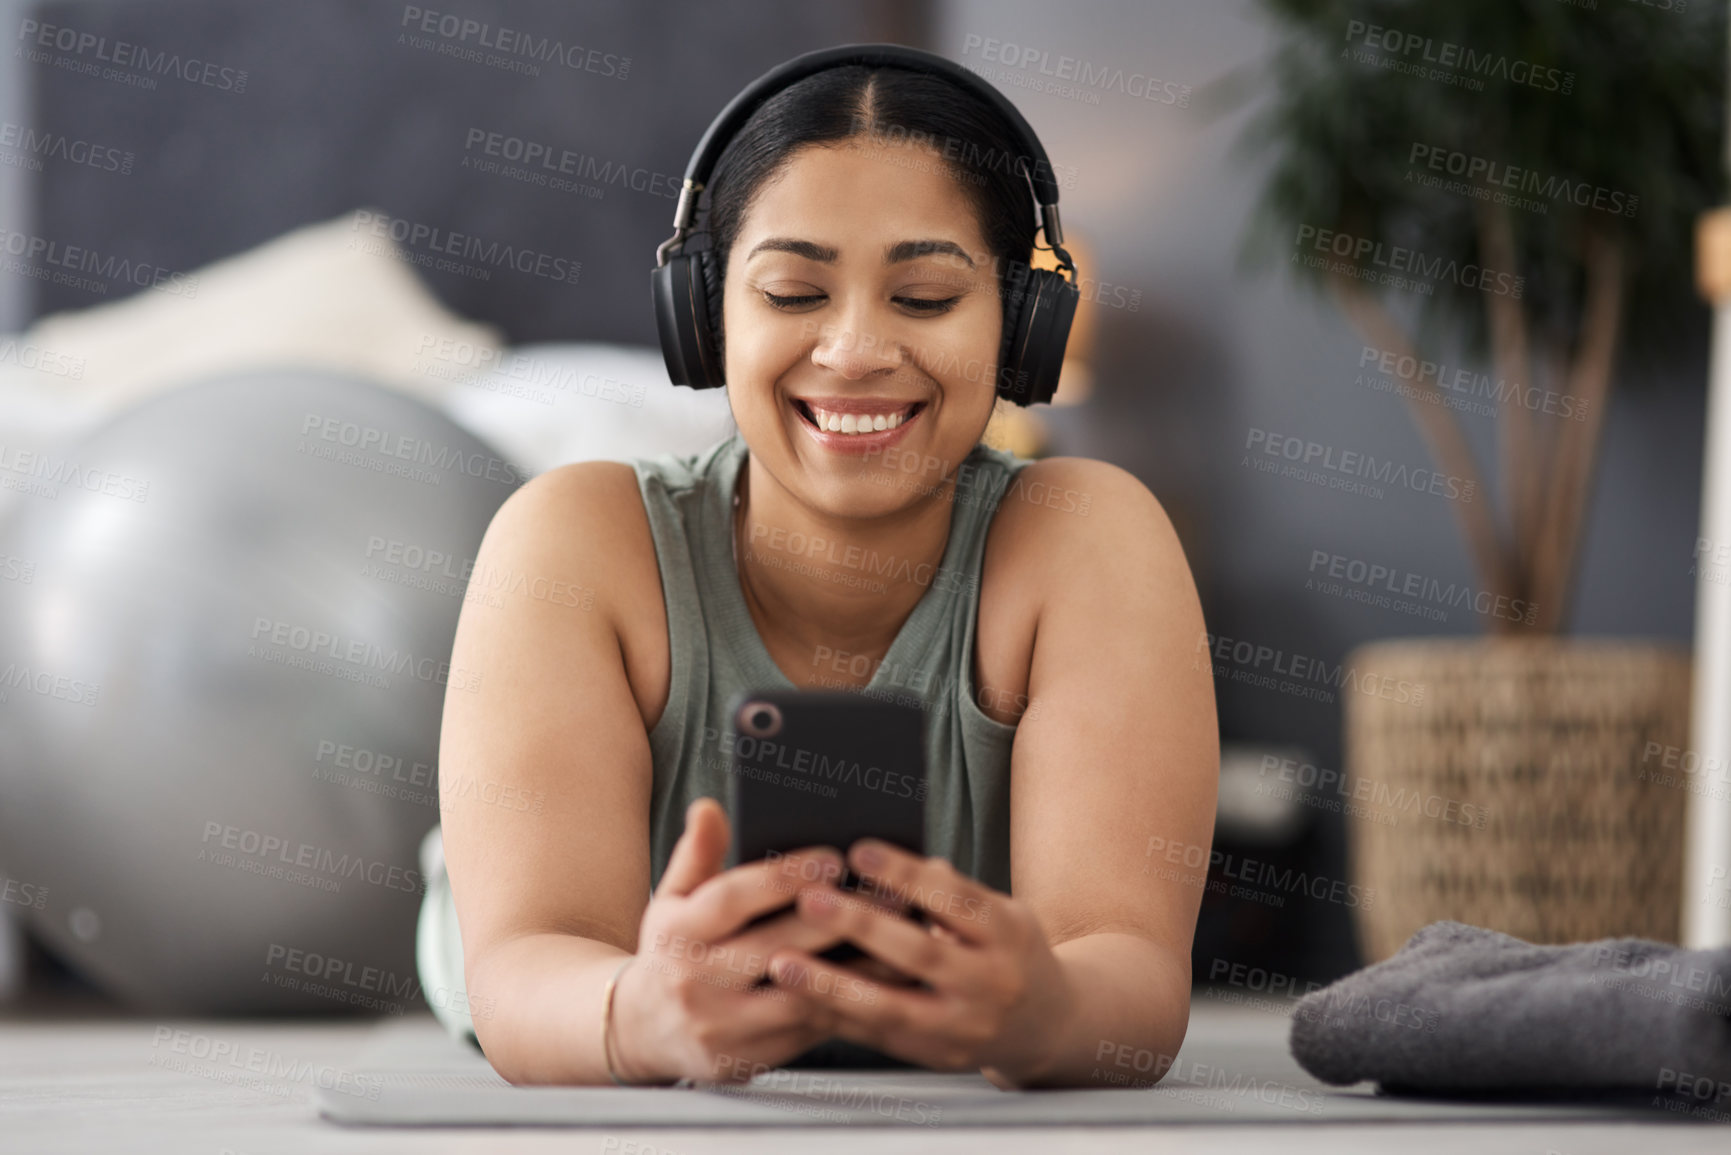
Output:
[601,956,635,1086]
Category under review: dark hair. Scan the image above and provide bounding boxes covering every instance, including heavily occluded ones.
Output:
[701,65,1040,362]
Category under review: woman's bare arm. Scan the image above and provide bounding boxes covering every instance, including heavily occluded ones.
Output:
[997,456,1219,1086]
[439,461,661,1083]
[439,462,858,1084]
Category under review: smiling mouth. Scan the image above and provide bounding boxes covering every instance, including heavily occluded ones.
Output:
[791,399,927,435]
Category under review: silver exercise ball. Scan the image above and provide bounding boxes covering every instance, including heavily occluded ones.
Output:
[0,370,521,1013]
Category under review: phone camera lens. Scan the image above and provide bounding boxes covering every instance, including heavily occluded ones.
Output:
[738,700,782,737]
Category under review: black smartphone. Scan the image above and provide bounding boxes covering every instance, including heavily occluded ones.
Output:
[724,688,928,965]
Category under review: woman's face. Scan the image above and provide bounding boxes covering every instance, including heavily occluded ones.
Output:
[721,139,1003,517]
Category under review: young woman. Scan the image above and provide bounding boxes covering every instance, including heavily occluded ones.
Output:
[417,51,1218,1090]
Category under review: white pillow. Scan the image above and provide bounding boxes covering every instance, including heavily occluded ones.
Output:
[12,207,506,418]
[436,342,736,478]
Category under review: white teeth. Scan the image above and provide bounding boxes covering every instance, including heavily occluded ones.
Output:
[806,405,912,434]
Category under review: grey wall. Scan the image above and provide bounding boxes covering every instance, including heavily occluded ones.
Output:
[0,0,35,333]
[21,0,922,343]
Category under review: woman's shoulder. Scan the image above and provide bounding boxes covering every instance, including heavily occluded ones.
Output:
[512,433,738,557]
[989,455,1171,543]
[498,457,664,633]
[498,457,674,731]
[982,454,1187,603]
[508,459,650,546]
[970,454,1185,725]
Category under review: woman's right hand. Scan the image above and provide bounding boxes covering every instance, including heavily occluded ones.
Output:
[606,797,874,1084]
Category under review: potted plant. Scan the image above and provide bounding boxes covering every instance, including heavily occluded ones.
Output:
[1224,0,1725,958]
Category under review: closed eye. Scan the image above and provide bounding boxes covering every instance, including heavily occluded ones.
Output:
[762,291,825,309]
[895,297,960,314]
[760,291,962,315]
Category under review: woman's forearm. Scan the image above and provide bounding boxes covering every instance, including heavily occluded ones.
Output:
[467,931,636,1085]
[992,931,1191,1089]
[468,930,1190,1088]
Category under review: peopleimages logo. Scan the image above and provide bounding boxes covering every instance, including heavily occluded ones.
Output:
[461,128,678,201]
[1308,548,1538,626]
[349,210,580,286]
[960,34,1191,107]
[698,722,928,802]
[298,410,525,487]
[248,614,484,693]
[0,226,199,298]
[1257,753,1491,830]
[1294,224,1524,299]
[846,113,1080,193]
[199,821,423,894]
[0,439,150,503]
[1357,345,1589,422]
[398,6,630,79]
[0,337,84,380]
[0,119,133,174]
[1245,426,1477,503]
[1342,20,1574,94]
[1195,630,1427,707]
[1408,143,1637,219]
[16,18,249,92]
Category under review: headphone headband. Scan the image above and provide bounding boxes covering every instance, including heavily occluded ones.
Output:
[656,42,1067,266]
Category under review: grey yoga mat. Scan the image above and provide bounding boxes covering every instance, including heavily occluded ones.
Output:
[1289,920,1731,1104]
[314,1011,1694,1127]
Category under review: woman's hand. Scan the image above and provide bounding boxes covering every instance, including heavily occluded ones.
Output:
[608,797,864,1085]
[764,839,1078,1089]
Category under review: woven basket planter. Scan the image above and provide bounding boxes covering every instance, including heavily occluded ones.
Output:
[1342,637,1692,962]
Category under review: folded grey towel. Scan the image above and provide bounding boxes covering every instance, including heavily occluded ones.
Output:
[1288,920,1731,1097]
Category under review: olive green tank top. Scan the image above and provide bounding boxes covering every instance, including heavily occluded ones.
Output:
[631,429,1035,897]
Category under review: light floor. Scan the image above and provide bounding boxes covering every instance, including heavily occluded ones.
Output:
[0,989,1725,1153]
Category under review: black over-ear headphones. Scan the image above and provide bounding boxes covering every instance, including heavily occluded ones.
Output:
[650,42,1079,407]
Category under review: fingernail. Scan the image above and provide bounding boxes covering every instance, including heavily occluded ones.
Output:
[854,842,885,870]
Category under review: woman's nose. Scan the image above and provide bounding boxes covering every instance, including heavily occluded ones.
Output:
[808,310,904,379]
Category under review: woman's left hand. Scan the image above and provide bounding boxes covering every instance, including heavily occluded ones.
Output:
[765,839,1076,1089]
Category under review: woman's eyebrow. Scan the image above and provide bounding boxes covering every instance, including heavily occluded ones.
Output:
[746,237,838,263]
[885,239,974,268]
[744,237,976,268]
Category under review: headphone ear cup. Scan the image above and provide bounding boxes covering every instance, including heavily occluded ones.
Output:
[997,267,1077,407]
[650,252,723,389]
[996,261,1033,404]
[696,249,726,379]
[1021,270,1078,406]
